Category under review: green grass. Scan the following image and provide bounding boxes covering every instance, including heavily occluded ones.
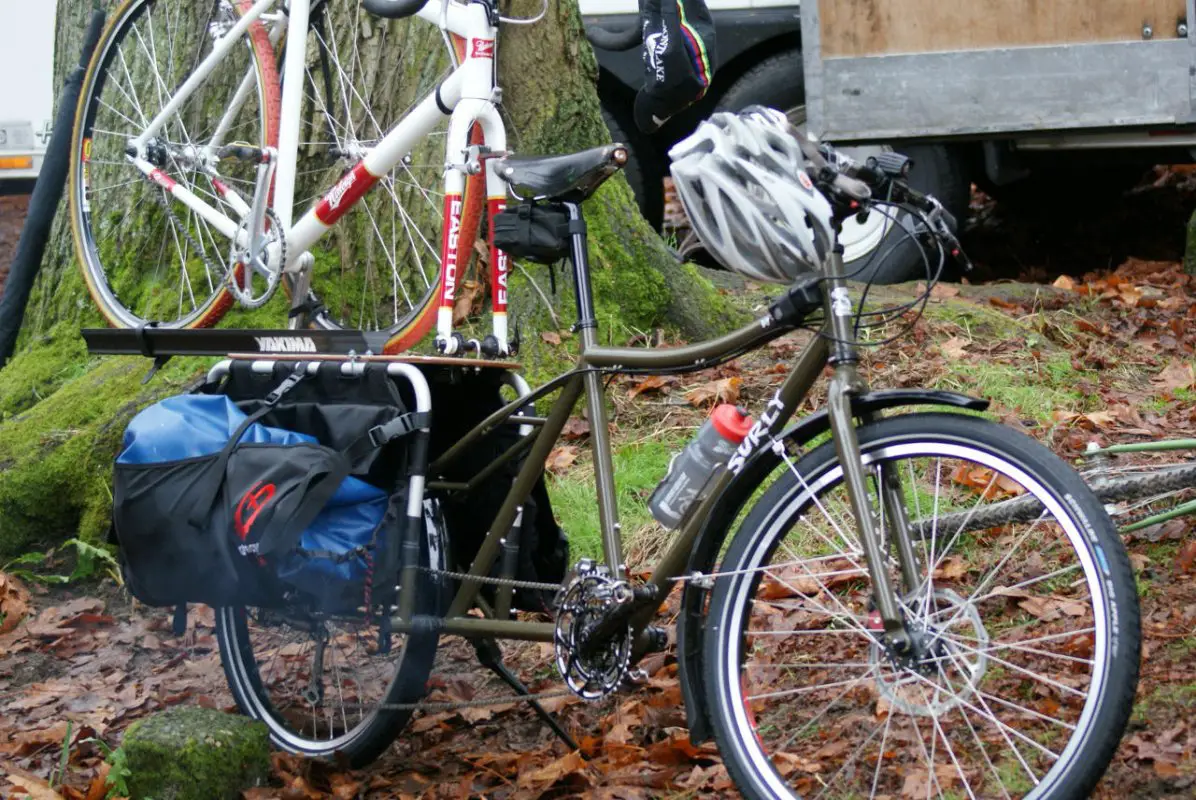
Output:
[933,357,1089,425]
[546,433,687,563]
[1132,683,1196,726]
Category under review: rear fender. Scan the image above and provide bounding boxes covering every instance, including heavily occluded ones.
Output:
[677,389,987,743]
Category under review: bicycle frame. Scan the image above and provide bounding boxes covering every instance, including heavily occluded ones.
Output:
[123,0,513,351]
[373,202,924,654]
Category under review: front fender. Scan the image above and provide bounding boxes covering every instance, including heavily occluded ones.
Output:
[677,389,987,743]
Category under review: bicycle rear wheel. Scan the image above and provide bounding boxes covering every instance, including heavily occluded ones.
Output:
[289,2,485,352]
[69,0,279,329]
[215,502,446,765]
[704,413,1139,799]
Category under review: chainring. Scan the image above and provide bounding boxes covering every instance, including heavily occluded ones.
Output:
[553,563,633,700]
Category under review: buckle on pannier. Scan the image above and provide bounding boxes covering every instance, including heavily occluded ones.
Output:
[367,411,430,447]
[265,365,308,405]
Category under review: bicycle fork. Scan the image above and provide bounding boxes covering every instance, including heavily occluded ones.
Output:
[821,249,922,655]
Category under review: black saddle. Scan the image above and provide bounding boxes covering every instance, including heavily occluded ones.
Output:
[361,0,423,20]
[496,144,629,202]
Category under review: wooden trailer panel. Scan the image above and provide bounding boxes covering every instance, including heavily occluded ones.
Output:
[803,0,1196,140]
[821,0,1187,58]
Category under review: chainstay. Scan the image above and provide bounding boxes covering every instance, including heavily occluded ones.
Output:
[911,462,1196,537]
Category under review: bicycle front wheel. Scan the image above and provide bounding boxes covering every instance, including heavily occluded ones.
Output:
[288,3,485,351]
[70,0,280,329]
[704,413,1139,800]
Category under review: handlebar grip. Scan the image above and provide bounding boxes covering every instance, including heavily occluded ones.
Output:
[586,23,642,51]
[831,173,871,203]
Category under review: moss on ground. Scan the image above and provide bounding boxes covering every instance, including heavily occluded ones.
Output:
[121,708,270,800]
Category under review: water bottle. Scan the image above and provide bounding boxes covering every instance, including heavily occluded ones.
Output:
[649,404,753,529]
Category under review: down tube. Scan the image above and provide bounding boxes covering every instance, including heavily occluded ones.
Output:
[633,333,831,632]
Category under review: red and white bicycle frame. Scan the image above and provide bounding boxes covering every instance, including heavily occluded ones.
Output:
[124,0,512,354]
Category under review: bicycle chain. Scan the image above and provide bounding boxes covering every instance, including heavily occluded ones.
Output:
[419,565,563,593]
[147,180,223,287]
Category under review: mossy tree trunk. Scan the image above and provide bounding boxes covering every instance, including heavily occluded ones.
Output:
[0,0,738,559]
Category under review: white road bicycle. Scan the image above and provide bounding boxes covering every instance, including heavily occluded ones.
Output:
[69,0,532,355]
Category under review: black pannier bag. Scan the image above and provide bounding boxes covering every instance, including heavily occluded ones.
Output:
[112,364,414,611]
[425,370,569,613]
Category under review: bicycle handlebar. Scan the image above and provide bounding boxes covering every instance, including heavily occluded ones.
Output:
[809,143,972,271]
[585,23,643,51]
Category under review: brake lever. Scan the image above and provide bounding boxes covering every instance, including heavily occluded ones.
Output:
[928,205,972,272]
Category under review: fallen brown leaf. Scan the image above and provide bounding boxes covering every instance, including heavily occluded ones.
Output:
[4,770,64,800]
[83,763,110,800]
[517,750,588,791]
[932,556,968,581]
[626,375,677,399]
[452,279,483,325]
[0,571,30,635]
[1153,360,1195,393]
[940,337,969,359]
[684,376,742,408]
[545,445,579,474]
[540,331,562,346]
[1174,540,1196,573]
[561,417,591,441]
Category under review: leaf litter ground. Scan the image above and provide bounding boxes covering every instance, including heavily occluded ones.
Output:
[5,182,1196,797]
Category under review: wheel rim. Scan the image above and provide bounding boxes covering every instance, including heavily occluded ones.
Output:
[73,0,274,328]
[217,604,415,755]
[786,106,892,266]
[717,439,1110,799]
[295,8,484,339]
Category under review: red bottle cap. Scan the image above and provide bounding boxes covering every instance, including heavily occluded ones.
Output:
[710,404,754,443]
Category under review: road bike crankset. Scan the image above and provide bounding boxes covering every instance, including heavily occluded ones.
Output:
[222,146,283,308]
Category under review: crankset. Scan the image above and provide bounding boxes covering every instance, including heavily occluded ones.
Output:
[552,560,666,700]
[221,145,283,308]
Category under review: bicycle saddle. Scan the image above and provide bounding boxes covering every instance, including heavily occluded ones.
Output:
[497,144,629,202]
[361,0,423,20]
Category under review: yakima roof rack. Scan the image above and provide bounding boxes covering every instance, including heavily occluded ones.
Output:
[82,326,385,358]
[81,327,520,378]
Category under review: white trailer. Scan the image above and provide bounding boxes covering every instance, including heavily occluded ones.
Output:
[0,0,57,186]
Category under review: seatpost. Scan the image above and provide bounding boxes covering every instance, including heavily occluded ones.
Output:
[565,201,625,574]
[565,203,599,349]
[821,243,912,654]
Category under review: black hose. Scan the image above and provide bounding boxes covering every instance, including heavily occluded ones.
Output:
[585,24,642,52]
[0,10,106,368]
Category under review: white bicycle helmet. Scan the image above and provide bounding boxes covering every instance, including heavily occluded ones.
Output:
[668,107,835,283]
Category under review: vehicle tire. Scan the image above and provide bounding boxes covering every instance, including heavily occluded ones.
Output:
[602,102,664,231]
[703,412,1139,799]
[216,506,447,765]
[69,0,279,329]
[716,50,970,284]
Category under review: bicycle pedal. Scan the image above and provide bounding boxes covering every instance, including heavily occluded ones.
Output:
[619,668,650,690]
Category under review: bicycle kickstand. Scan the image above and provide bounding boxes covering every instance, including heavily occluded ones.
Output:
[472,637,579,751]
